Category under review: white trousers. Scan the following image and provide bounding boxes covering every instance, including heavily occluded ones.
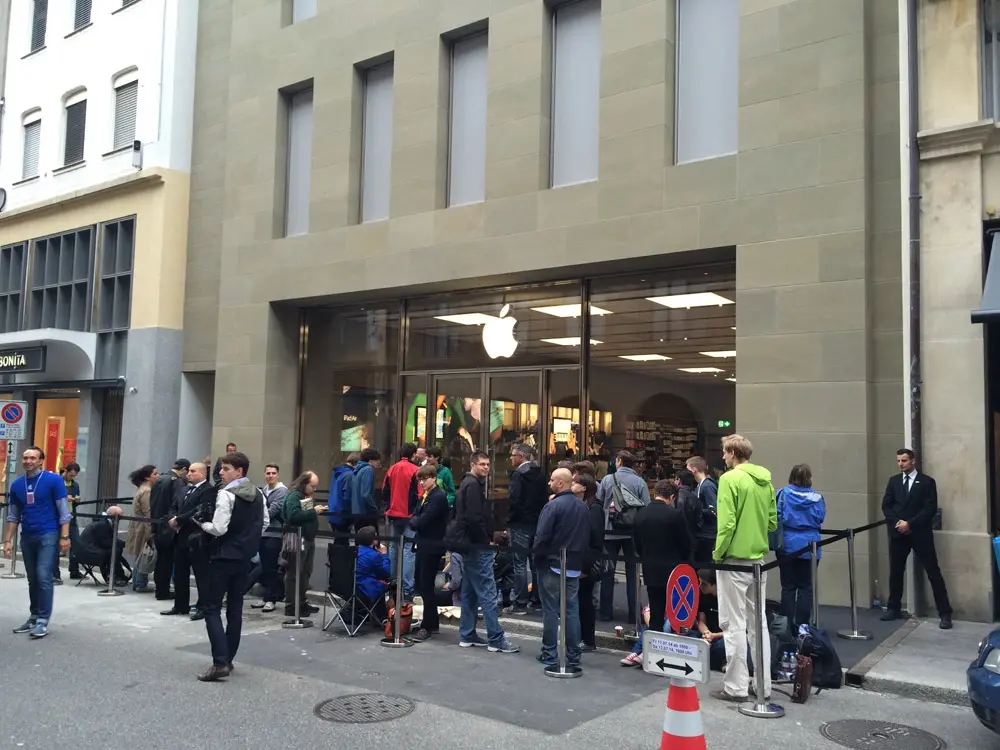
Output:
[717,559,770,698]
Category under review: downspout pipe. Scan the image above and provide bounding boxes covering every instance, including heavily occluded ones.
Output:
[904,0,925,616]
[906,0,922,466]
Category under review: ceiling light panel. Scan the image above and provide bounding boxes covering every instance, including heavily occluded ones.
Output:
[619,354,672,362]
[541,337,604,346]
[679,367,725,373]
[433,313,499,326]
[531,304,613,318]
[646,293,735,309]
[700,350,736,358]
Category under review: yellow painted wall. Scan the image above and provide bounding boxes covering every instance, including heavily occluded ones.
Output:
[0,168,191,331]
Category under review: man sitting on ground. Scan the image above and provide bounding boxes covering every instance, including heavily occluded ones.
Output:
[355,526,391,625]
[697,569,727,672]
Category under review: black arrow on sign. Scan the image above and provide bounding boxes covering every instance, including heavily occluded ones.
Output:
[656,658,694,676]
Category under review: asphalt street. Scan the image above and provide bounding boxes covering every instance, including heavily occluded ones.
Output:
[0,574,995,750]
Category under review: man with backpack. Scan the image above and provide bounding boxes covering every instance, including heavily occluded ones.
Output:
[350,449,381,530]
[687,456,719,563]
[675,469,703,545]
[596,451,649,624]
[327,453,359,546]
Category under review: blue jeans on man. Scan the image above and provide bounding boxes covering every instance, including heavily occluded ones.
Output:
[387,518,416,600]
[538,568,581,667]
[459,549,506,647]
[22,532,58,624]
[509,523,539,607]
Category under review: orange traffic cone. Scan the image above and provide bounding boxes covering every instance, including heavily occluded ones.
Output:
[660,679,707,749]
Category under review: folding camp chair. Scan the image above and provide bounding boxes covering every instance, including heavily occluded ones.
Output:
[323,543,377,636]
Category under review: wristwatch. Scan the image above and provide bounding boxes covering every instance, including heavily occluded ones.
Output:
[60,535,70,540]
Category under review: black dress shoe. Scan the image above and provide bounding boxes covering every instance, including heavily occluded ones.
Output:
[190,611,205,621]
[940,615,953,630]
[197,665,230,682]
[161,608,184,616]
[880,609,901,622]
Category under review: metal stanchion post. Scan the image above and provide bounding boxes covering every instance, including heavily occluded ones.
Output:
[97,515,124,596]
[381,532,412,648]
[283,527,312,629]
[809,540,820,628]
[546,548,582,678]
[837,529,873,641]
[740,561,784,719]
[1,528,24,579]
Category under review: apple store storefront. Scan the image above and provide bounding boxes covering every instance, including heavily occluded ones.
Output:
[298,261,736,517]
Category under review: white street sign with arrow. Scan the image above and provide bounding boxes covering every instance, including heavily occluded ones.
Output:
[641,631,710,685]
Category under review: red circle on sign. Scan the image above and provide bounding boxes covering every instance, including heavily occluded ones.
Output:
[1,403,23,424]
[667,563,700,632]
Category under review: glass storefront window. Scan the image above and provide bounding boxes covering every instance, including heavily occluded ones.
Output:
[588,265,736,474]
[300,304,399,491]
[406,283,584,370]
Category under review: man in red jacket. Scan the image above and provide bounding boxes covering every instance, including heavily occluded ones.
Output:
[383,443,420,600]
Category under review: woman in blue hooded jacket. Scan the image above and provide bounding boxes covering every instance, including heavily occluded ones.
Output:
[778,464,827,630]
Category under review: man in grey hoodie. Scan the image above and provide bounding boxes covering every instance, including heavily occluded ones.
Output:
[250,464,287,612]
[596,451,650,624]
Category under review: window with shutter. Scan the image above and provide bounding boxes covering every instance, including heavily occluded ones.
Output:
[22,121,41,180]
[30,0,47,52]
[75,0,92,29]
[113,82,138,150]
[64,101,87,166]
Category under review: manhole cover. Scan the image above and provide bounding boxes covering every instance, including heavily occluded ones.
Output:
[820,720,946,749]
[314,694,415,724]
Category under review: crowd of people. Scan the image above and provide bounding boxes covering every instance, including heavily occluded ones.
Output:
[1,434,953,688]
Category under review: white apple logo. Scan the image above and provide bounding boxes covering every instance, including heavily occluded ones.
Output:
[482,304,519,359]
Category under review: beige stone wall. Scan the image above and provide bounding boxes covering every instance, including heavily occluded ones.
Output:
[914,0,994,621]
[186,0,910,610]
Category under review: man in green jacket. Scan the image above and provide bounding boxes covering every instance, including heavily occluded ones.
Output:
[712,434,777,704]
[427,446,456,507]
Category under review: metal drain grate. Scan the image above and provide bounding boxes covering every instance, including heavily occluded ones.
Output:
[314,694,416,724]
[820,720,946,749]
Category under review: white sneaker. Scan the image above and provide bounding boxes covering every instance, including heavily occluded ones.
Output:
[620,652,642,667]
[262,602,275,612]
[250,600,265,609]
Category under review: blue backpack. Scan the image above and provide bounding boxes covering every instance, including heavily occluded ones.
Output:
[328,464,355,525]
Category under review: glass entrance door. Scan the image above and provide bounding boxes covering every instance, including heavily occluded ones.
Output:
[430,375,485,484]
[485,373,542,527]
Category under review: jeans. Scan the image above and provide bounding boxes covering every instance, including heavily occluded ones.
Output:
[538,568,581,666]
[387,518,415,599]
[459,549,506,646]
[244,554,261,596]
[509,523,538,606]
[203,558,250,667]
[600,537,637,622]
[22,532,58,623]
[718,559,770,698]
[779,557,815,630]
[258,535,284,603]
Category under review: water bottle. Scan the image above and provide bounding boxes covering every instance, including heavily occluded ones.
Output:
[872,579,882,609]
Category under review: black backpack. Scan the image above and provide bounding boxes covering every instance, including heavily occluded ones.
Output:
[798,625,843,690]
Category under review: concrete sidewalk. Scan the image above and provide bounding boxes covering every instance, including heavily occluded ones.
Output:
[848,617,985,705]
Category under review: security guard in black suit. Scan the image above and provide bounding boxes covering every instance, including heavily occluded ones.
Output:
[881,448,952,629]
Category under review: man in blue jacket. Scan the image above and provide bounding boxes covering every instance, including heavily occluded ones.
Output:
[533,467,590,669]
[351,449,381,531]
[2,446,71,639]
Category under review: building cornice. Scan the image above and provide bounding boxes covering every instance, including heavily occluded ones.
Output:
[0,169,166,223]
[917,120,999,161]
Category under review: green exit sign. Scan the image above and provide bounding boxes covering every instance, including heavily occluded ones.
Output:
[718,420,732,428]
